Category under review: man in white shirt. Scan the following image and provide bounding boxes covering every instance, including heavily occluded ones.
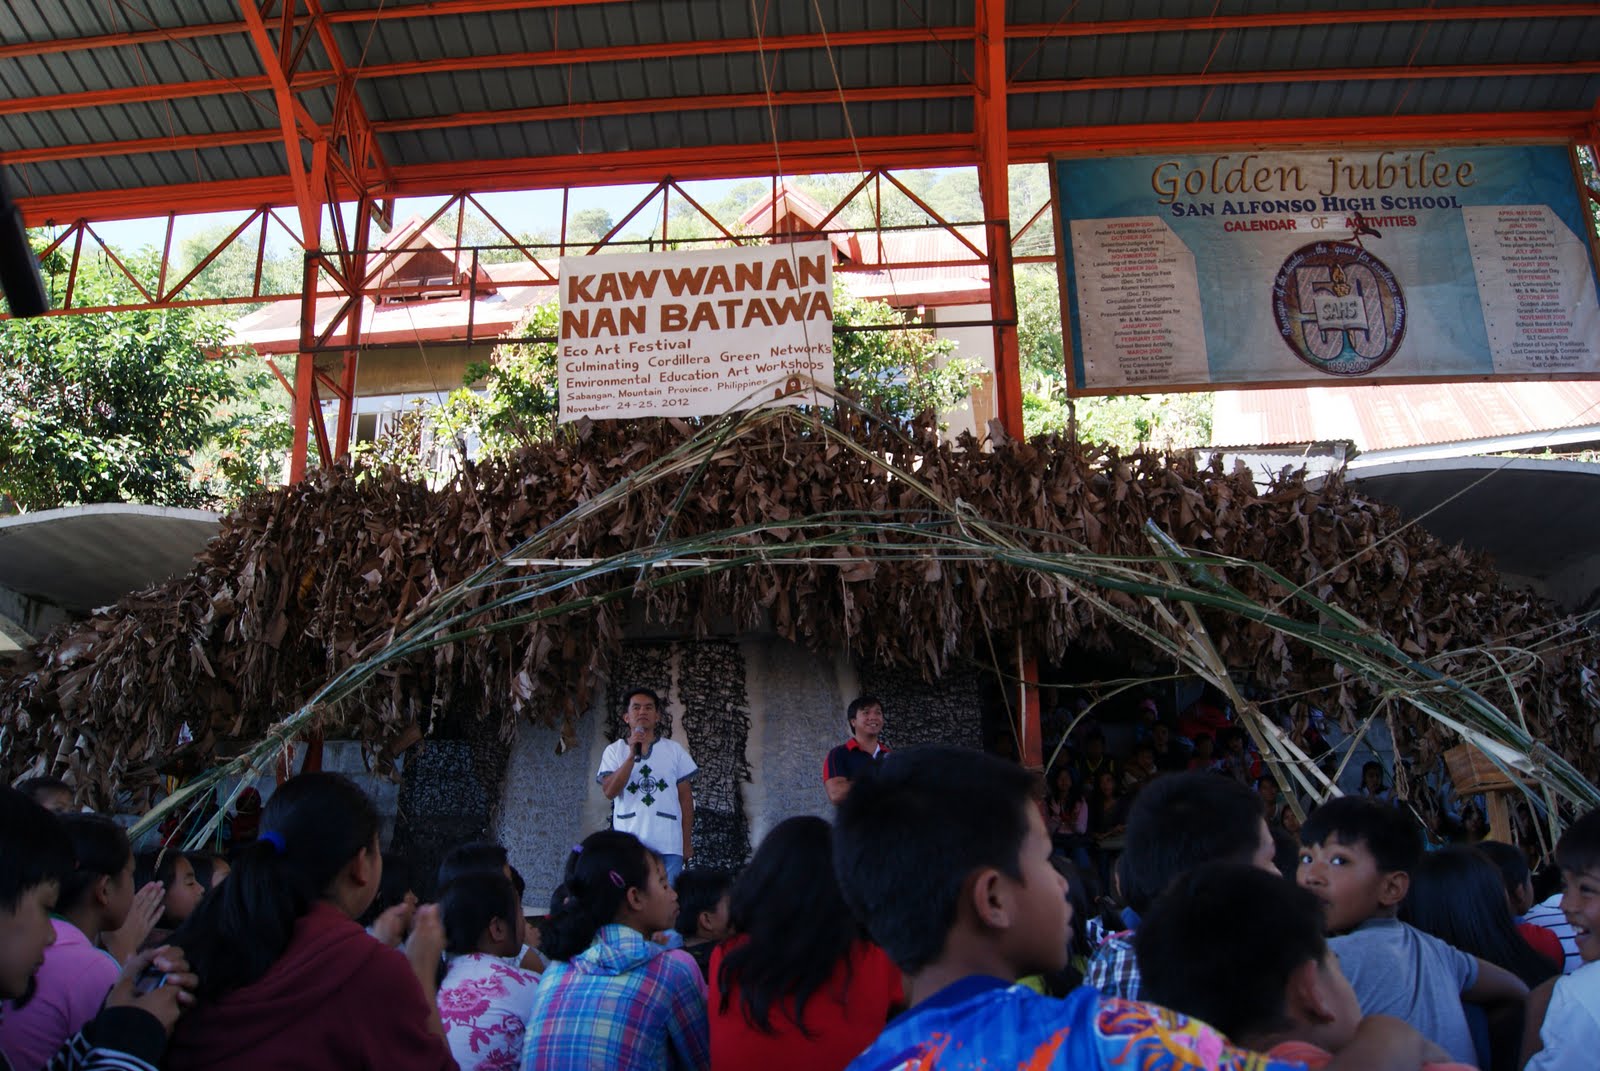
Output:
[596,687,697,885]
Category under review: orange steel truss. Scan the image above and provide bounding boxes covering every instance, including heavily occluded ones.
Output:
[276,166,1049,475]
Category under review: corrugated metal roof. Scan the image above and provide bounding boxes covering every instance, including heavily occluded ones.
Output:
[1211,381,1600,453]
[1,1,1596,220]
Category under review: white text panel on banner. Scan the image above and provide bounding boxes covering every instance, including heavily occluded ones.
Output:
[557,241,835,421]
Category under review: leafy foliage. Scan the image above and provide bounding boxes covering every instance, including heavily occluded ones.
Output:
[175,222,301,310]
[435,300,562,458]
[831,283,978,423]
[0,241,290,511]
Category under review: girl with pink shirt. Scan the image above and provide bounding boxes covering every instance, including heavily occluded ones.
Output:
[0,814,133,1069]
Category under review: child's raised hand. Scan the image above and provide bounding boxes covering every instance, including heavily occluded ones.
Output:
[101,881,166,966]
[370,900,417,948]
[405,904,447,1003]
[104,945,198,1035]
[407,905,445,964]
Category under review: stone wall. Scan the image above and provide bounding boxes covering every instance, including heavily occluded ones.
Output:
[861,663,984,751]
[393,740,499,898]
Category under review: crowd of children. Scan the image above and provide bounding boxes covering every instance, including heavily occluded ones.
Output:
[3,734,1599,1071]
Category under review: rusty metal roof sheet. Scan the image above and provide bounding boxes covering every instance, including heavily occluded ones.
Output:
[1211,381,1600,452]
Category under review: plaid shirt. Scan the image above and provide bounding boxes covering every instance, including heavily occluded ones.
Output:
[523,924,708,1071]
[1084,931,1142,1001]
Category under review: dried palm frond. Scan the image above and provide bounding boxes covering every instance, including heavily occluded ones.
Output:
[1,381,1594,832]
[112,386,1599,844]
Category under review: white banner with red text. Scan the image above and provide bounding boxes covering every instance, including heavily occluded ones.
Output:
[557,242,835,421]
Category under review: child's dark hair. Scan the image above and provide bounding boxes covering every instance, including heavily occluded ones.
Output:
[1361,760,1385,784]
[541,830,653,961]
[1053,855,1094,963]
[846,695,883,726]
[1137,861,1328,1041]
[186,850,224,892]
[14,776,72,807]
[1401,846,1558,988]
[1270,826,1301,881]
[1118,771,1265,913]
[57,814,132,911]
[718,816,859,1036]
[1555,807,1600,878]
[135,848,185,890]
[0,787,73,913]
[357,852,415,928]
[440,871,520,958]
[675,868,733,938]
[437,842,508,890]
[1300,796,1421,873]
[172,772,379,1002]
[1474,839,1532,903]
[833,745,1037,973]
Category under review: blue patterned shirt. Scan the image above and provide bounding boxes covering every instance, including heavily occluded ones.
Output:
[846,977,1307,1071]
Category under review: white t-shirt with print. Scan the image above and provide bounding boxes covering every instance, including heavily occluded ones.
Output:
[596,737,697,857]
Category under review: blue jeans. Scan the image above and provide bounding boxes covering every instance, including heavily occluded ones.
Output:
[661,853,684,886]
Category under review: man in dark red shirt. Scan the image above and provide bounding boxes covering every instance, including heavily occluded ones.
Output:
[823,695,889,805]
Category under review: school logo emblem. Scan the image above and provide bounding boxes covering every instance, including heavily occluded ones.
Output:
[1271,233,1406,377]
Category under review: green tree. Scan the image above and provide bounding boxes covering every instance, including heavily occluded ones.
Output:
[174,222,301,309]
[0,240,290,511]
[455,214,555,265]
[435,300,562,457]
[190,360,295,500]
[1016,264,1067,391]
[569,208,616,245]
[832,283,979,423]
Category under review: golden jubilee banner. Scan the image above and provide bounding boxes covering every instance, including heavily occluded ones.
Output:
[1053,145,1600,394]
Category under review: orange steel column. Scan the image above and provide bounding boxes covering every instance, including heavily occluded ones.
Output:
[976,0,1023,439]
[242,0,327,484]
[977,0,1042,769]
[288,248,319,482]
[332,197,372,458]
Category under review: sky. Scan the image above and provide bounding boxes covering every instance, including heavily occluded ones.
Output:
[77,180,749,259]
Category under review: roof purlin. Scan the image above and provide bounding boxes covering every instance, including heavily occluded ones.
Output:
[13,66,1597,167]
[11,110,1596,225]
[0,3,1595,225]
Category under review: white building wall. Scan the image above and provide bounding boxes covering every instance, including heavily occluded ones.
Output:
[927,302,996,442]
